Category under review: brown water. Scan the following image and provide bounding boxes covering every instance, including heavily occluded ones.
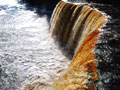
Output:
[50,1,107,90]
[50,1,120,90]
[69,1,120,90]
[50,1,107,54]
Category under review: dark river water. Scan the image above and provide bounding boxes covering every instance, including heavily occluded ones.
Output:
[0,0,69,90]
[90,3,120,90]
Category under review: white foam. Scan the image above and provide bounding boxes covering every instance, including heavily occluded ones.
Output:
[0,0,69,90]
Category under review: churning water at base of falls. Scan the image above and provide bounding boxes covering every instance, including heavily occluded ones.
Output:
[0,0,69,90]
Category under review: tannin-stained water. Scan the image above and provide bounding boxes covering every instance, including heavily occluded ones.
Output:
[50,1,107,54]
[50,1,120,90]
[0,0,70,90]
[50,1,107,90]
[66,1,120,90]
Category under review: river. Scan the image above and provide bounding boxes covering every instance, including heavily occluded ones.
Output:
[0,0,120,90]
[0,0,69,90]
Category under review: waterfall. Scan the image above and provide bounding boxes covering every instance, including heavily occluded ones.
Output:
[53,29,99,90]
[0,0,119,90]
[50,1,107,90]
[50,1,107,54]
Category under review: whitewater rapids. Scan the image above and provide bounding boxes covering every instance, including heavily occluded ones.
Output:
[0,0,69,90]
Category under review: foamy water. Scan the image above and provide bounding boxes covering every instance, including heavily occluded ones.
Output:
[0,0,69,90]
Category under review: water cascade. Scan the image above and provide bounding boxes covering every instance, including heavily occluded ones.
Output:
[50,1,107,90]
[1,0,119,90]
[50,1,107,54]
[53,29,100,90]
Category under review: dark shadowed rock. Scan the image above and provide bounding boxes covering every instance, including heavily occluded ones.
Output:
[68,0,120,4]
[23,0,60,10]
[86,0,120,4]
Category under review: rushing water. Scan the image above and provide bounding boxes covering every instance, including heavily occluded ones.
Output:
[0,0,120,90]
[0,0,70,90]
[92,4,120,90]
[50,0,120,90]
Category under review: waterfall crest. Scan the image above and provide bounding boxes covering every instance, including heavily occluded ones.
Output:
[50,1,107,90]
[50,1,107,54]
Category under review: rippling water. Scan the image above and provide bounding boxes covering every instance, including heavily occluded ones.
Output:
[93,4,120,90]
[0,0,69,90]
